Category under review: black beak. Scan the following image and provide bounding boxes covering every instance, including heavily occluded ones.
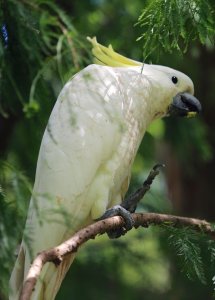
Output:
[168,92,202,117]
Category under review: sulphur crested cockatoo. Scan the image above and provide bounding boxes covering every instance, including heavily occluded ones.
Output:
[9,37,201,300]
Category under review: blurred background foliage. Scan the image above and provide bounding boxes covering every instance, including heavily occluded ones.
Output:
[0,0,215,299]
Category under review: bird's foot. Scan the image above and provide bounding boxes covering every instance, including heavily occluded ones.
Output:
[99,205,134,239]
[98,164,164,239]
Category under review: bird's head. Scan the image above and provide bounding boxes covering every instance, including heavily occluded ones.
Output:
[87,36,202,121]
[142,64,202,120]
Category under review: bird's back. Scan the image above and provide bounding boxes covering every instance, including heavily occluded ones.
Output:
[10,64,148,300]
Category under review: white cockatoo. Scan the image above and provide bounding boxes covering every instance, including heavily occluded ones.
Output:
[9,37,201,300]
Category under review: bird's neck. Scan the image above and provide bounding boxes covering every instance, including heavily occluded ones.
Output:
[119,72,155,138]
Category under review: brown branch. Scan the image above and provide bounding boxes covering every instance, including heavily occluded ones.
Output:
[19,212,215,300]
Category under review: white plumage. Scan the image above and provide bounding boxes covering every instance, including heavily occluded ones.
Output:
[9,38,199,300]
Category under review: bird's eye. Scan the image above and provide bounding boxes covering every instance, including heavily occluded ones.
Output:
[172,76,178,84]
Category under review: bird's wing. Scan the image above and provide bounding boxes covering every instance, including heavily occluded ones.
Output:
[25,64,130,256]
[8,65,131,300]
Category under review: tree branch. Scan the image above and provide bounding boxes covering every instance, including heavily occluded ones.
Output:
[20,212,215,300]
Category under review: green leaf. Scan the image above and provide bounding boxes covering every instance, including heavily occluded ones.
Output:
[166,227,206,284]
[137,0,215,57]
[23,100,40,118]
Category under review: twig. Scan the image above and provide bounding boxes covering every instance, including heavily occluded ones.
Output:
[20,212,215,300]
[59,23,80,70]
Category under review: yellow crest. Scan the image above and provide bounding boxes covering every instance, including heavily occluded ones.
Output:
[87,37,142,67]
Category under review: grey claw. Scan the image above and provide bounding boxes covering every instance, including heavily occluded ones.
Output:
[98,205,134,238]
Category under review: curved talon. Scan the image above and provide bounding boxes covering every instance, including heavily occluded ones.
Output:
[153,163,165,171]
[98,205,134,238]
[107,227,127,239]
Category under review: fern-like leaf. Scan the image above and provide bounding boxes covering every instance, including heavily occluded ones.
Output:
[137,0,215,58]
[167,226,206,284]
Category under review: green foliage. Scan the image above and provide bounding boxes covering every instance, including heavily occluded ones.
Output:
[0,0,88,117]
[137,0,215,58]
[208,239,215,266]
[166,226,206,283]
[0,161,31,296]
